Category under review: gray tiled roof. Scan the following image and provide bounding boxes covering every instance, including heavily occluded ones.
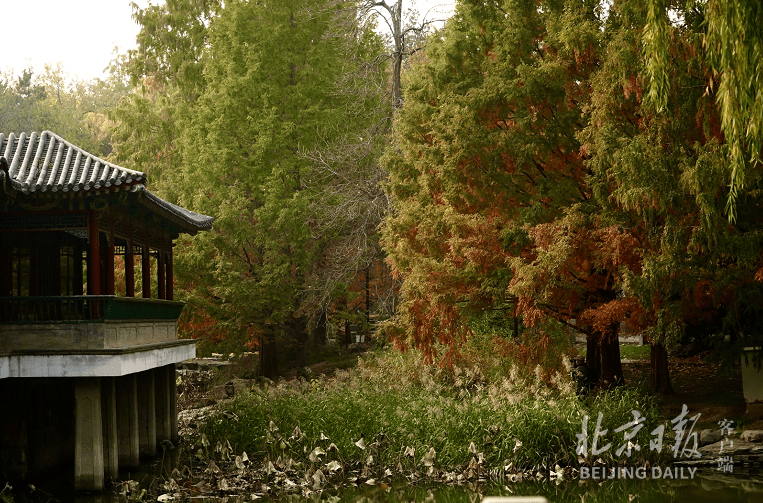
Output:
[0,131,145,193]
[0,131,213,234]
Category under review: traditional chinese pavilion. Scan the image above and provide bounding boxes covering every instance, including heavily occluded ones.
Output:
[0,131,213,490]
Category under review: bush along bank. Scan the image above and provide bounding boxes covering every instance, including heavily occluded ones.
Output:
[155,349,675,500]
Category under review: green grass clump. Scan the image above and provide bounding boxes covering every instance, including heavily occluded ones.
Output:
[198,348,668,475]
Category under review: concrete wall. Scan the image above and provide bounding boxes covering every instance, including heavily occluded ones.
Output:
[0,320,178,352]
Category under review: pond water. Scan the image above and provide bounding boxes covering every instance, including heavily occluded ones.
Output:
[316,473,763,503]
[8,467,763,503]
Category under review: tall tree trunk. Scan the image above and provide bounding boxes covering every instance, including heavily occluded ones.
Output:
[513,312,519,340]
[599,323,624,388]
[287,314,309,369]
[512,301,520,339]
[341,296,353,347]
[650,343,674,394]
[259,330,278,379]
[586,332,601,376]
[343,318,353,347]
[365,267,371,330]
[313,307,327,347]
[390,1,403,108]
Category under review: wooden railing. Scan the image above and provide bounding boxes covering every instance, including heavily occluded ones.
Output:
[0,296,184,323]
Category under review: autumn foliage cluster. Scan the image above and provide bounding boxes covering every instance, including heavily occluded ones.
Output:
[381,0,763,391]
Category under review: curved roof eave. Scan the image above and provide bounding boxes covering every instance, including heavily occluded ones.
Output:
[130,185,215,235]
[0,131,214,236]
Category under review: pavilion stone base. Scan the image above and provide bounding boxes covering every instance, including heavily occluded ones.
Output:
[0,320,179,352]
[0,359,184,491]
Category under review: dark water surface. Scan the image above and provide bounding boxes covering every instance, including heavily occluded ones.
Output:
[8,467,763,503]
[8,470,763,503]
[302,470,763,503]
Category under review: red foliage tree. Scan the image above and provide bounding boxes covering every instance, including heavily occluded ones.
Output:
[382,0,637,386]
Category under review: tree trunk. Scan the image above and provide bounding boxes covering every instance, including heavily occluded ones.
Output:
[341,296,353,347]
[513,313,519,340]
[365,267,371,329]
[599,323,624,388]
[313,308,327,347]
[586,332,601,376]
[343,318,353,347]
[287,314,309,369]
[391,1,403,108]
[513,302,520,339]
[650,343,674,395]
[258,331,278,379]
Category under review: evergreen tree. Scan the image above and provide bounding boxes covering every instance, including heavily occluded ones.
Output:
[113,0,387,376]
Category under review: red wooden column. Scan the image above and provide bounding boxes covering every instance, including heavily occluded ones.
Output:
[141,244,151,298]
[125,228,135,297]
[87,211,101,295]
[157,247,166,300]
[166,245,174,301]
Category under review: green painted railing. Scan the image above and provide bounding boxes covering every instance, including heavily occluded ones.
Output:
[0,296,184,323]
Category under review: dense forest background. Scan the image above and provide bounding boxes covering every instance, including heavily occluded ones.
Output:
[2,0,763,393]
